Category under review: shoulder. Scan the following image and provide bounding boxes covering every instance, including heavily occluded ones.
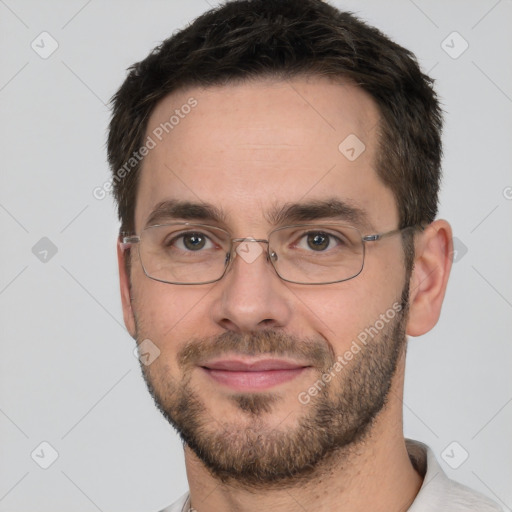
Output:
[157,492,190,512]
[440,478,504,512]
[406,439,503,512]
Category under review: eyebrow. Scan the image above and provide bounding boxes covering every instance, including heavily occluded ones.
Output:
[144,198,371,230]
[266,198,371,229]
[144,199,226,228]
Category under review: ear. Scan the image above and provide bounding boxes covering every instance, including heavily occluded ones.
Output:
[406,219,453,337]
[117,238,136,339]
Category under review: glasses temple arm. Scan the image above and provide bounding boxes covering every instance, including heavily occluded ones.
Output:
[362,224,425,242]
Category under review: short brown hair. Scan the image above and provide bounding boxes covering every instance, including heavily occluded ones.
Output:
[107,0,443,236]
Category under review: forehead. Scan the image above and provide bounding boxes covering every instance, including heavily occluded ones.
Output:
[135,77,397,233]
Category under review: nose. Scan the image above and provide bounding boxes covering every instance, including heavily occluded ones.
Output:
[210,239,293,333]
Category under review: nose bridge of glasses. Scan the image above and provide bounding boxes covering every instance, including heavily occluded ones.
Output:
[231,237,269,244]
[228,237,275,264]
[231,238,270,255]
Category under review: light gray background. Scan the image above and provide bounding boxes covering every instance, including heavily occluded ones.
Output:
[1,0,511,511]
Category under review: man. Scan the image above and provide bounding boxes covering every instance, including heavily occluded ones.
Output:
[107,1,503,511]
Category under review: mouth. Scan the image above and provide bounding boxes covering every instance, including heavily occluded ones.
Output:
[200,358,312,391]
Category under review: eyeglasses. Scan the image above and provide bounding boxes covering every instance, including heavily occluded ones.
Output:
[121,222,420,285]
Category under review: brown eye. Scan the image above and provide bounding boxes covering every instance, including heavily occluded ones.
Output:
[183,233,207,250]
[306,232,330,251]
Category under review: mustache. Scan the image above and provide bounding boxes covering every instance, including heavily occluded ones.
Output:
[177,330,336,371]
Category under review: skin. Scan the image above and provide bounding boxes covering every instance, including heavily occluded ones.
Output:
[117,77,453,512]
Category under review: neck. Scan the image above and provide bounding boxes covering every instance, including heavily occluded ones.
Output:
[183,367,423,512]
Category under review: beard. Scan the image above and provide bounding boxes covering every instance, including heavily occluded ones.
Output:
[134,285,409,490]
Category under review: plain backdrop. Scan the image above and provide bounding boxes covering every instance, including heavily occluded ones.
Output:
[1,1,511,511]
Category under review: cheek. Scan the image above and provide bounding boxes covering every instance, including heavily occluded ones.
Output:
[295,270,404,353]
[286,284,363,345]
[132,278,215,350]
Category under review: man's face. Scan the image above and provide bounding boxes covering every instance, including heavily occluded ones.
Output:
[123,77,411,487]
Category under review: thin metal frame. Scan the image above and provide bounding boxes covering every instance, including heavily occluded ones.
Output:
[121,222,421,285]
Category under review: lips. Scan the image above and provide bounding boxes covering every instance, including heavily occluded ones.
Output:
[201,358,310,391]
[203,359,306,371]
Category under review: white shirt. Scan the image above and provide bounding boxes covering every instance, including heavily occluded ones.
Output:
[158,439,503,512]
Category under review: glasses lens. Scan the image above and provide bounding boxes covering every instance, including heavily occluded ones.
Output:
[139,224,230,284]
[269,224,364,284]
